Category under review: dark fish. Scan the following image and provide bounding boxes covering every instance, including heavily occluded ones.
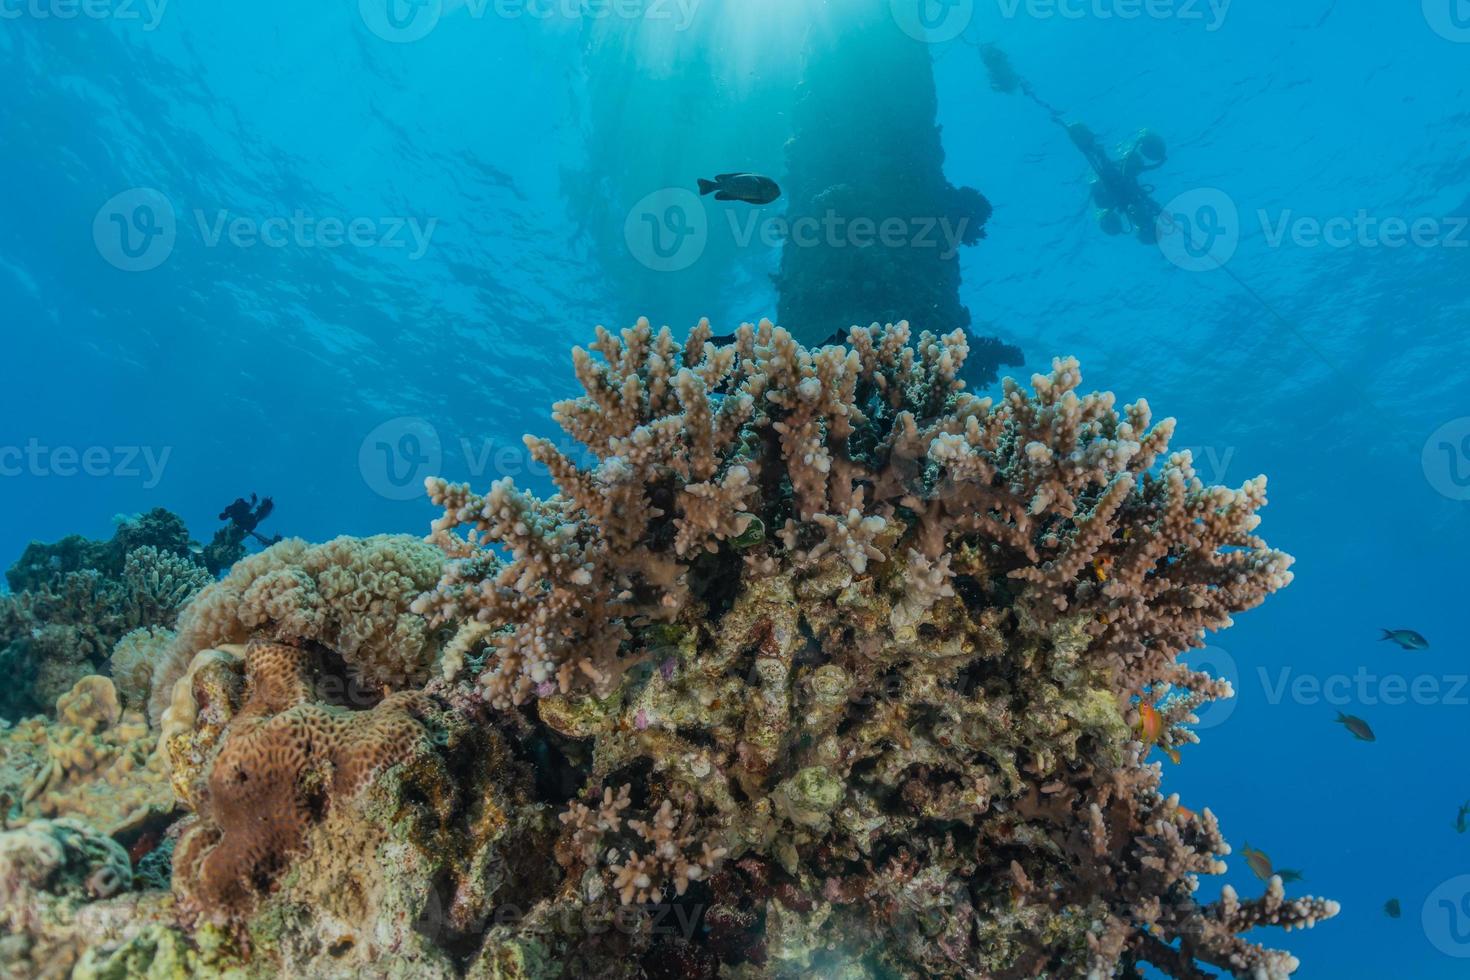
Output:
[1384,898,1401,919]
[1380,628,1429,651]
[697,172,781,205]
[1456,801,1470,834]
[707,326,852,348]
[1335,712,1376,742]
[1276,869,1305,884]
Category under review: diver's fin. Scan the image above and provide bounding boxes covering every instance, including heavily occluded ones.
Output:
[697,178,719,196]
[714,191,735,201]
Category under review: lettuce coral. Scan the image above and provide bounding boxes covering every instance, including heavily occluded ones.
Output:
[414,318,1334,978]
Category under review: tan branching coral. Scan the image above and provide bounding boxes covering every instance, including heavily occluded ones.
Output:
[420,319,1334,978]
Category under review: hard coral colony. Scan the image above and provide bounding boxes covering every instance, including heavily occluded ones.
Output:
[0,320,1337,979]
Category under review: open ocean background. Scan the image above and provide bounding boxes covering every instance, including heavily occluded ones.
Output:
[2,2,1468,975]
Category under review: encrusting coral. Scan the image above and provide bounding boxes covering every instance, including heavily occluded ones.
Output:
[412,318,1334,978]
[0,675,173,840]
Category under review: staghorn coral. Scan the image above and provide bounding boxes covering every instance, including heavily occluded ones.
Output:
[149,535,448,729]
[417,318,1335,978]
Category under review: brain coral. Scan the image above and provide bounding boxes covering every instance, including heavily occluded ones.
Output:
[171,642,439,918]
[416,319,1335,979]
[150,534,447,727]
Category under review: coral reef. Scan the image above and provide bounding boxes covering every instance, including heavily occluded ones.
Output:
[0,817,171,977]
[0,321,1337,978]
[165,639,557,976]
[0,675,173,840]
[0,512,212,721]
[148,535,448,729]
[413,318,1334,977]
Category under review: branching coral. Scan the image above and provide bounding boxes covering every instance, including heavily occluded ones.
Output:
[420,318,1334,978]
[1,516,211,721]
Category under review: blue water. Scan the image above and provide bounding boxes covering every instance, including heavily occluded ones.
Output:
[3,3,1469,975]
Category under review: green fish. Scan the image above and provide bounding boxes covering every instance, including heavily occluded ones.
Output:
[1455,801,1470,834]
[1380,628,1429,651]
[1384,898,1401,919]
[1240,842,1274,882]
[1276,869,1305,884]
[1334,712,1375,742]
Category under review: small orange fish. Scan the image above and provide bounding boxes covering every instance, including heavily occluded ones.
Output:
[1171,803,1197,822]
[1135,700,1180,764]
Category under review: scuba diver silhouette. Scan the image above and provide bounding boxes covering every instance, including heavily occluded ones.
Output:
[978,44,1168,244]
[218,493,282,547]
